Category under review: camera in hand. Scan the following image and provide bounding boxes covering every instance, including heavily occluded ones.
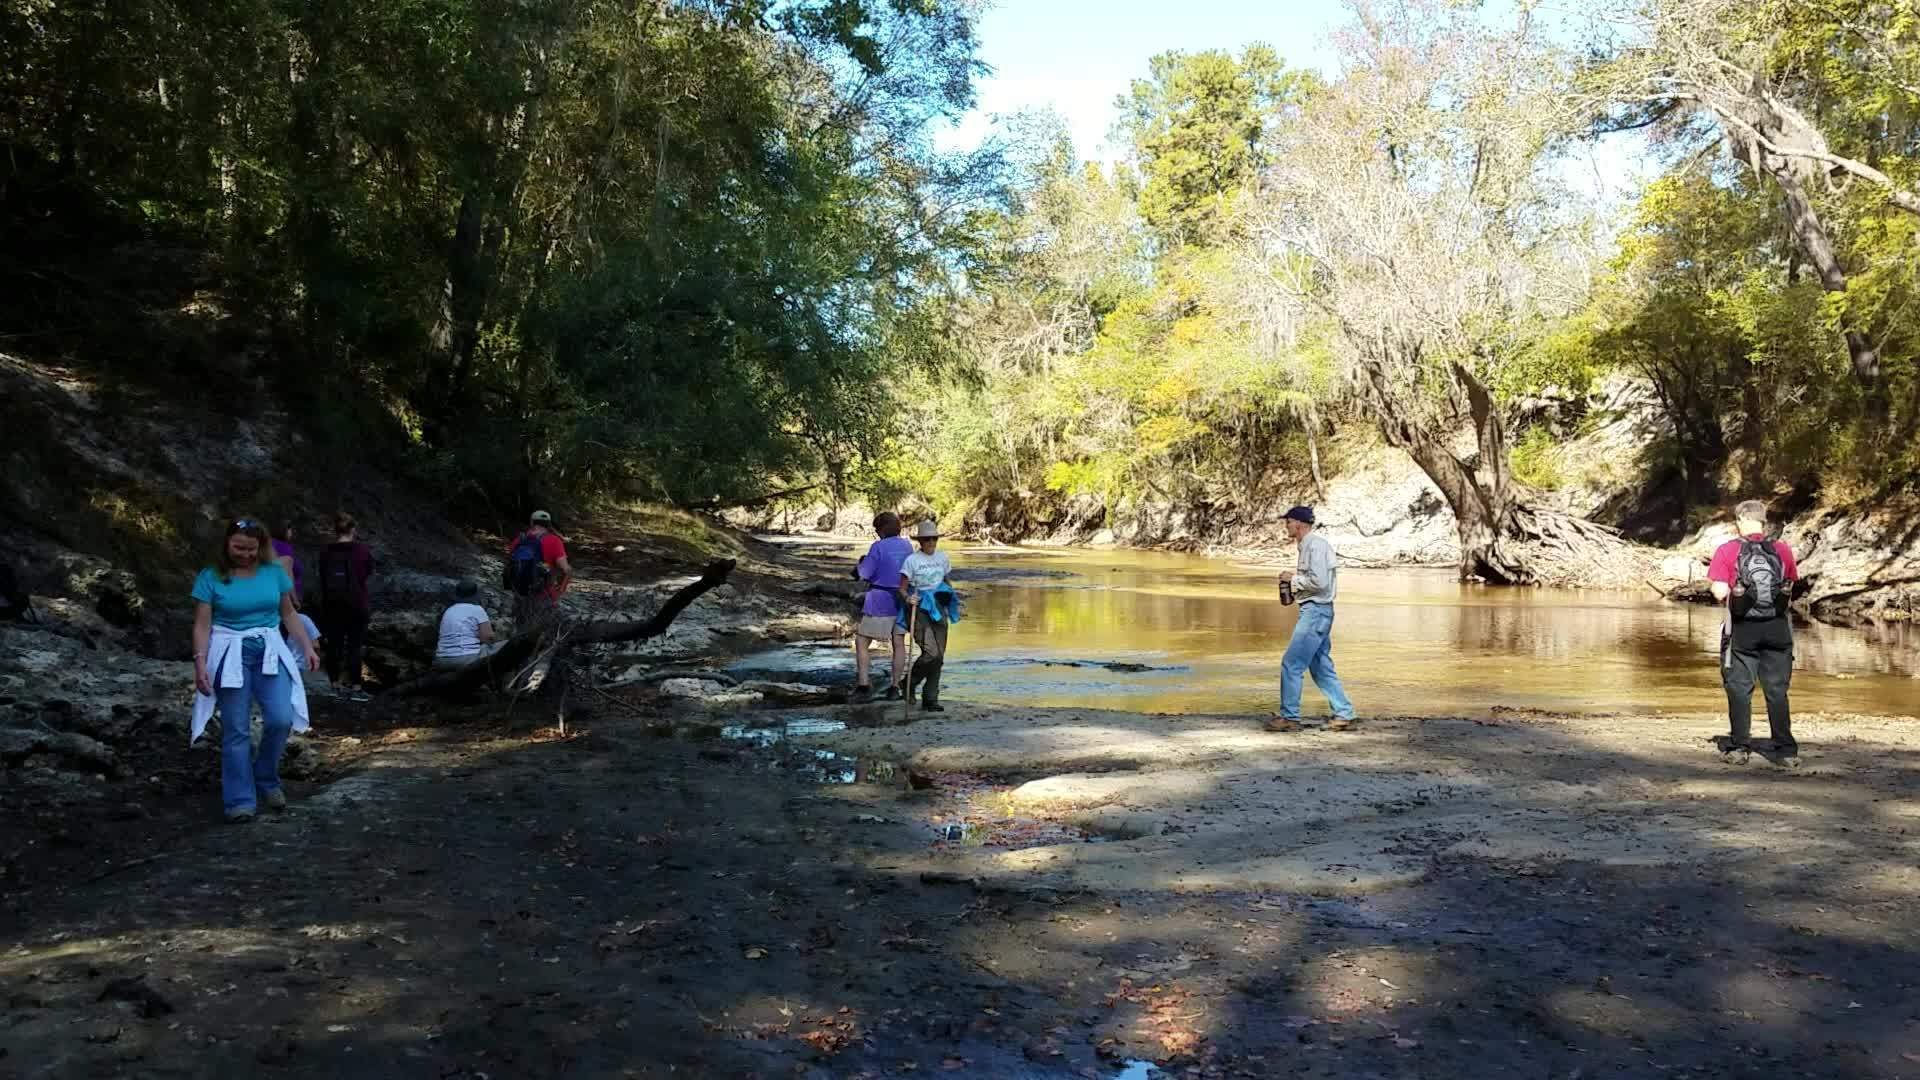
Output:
[1279,578,1295,605]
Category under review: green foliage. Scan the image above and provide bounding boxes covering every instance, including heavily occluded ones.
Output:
[1115,46,1315,247]
[1585,163,1920,499]
[1509,427,1564,490]
[0,0,988,509]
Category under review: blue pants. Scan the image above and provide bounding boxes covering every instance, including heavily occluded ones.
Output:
[217,655,295,812]
[1280,602,1354,721]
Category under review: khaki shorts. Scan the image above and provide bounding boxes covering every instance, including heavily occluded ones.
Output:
[856,614,902,640]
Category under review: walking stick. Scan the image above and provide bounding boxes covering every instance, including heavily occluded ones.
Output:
[904,600,917,724]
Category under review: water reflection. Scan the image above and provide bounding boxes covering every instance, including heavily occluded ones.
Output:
[941,547,1920,717]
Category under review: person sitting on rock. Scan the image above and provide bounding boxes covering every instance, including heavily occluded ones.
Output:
[898,519,961,712]
[434,580,502,670]
[190,517,319,823]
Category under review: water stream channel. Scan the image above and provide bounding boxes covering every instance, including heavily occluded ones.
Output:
[736,542,1920,718]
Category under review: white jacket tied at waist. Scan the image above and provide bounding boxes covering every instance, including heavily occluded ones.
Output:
[189,625,311,744]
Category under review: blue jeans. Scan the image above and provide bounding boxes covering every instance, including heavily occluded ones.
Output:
[1280,602,1354,720]
[216,654,295,812]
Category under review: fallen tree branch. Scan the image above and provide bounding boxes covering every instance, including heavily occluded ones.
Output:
[680,485,820,513]
[386,559,738,698]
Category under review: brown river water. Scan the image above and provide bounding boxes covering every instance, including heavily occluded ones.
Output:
[742,543,1920,717]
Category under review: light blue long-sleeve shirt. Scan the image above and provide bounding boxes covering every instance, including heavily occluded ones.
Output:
[1294,531,1338,605]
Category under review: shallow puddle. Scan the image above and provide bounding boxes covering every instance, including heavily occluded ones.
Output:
[712,724,1092,849]
[719,717,882,784]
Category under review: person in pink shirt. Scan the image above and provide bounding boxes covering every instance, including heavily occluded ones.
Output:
[1706,499,1799,759]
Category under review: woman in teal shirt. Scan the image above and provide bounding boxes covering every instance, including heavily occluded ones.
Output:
[191,518,319,822]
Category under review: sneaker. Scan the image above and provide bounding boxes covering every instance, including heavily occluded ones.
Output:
[262,788,287,812]
[883,685,901,701]
[921,701,946,713]
[225,807,256,825]
[1264,717,1302,733]
[849,685,873,704]
[346,689,372,703]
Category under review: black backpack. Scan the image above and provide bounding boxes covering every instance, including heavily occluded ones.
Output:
[1731,540,1789,621]
[505,532,550,596]
[319,544,356,604]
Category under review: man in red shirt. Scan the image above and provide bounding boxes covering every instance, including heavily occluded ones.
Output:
[1706,499,1799,759]
[506,510,573,628]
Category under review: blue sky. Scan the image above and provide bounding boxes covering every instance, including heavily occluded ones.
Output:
[936,0,1351,161]
[936,0,1651,202]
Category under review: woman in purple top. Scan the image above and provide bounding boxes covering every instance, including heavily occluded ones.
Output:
[271,522,304,609]
[851,511,914,701]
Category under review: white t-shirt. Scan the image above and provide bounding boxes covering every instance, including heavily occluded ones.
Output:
[900,550,951,593]
[436,602,492,660]
[294,613,322,643]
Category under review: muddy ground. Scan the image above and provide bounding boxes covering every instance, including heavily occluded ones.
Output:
[6,682,1920,1078]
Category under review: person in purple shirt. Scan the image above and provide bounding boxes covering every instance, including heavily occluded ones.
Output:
[271,522,304,610]
[851,511,913,702]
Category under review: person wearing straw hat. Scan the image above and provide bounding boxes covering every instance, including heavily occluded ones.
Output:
[898,519,960,712]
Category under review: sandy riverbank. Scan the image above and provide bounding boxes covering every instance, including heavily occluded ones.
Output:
[5,692,1918,1078]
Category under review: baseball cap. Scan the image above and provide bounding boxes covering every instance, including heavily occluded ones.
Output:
[1282,505,1315,525]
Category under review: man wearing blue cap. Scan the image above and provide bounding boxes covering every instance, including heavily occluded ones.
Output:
[1267,505,1357,732]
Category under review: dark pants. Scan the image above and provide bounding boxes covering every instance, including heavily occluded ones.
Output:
[322,605,370,689]
[1722,617,1794,748]
[909,617,949,706]
[513,591,559,634]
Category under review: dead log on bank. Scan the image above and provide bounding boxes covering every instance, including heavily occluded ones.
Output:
[386,559,738,698]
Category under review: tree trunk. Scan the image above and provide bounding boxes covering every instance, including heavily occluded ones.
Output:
[1360,355,1525,581]
[1731,129,1880,385]
[1302,400,1327,502]
[1358,347,1640,586]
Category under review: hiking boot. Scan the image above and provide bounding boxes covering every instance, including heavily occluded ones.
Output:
[920,700,946,713]
[1264,717,1302,733]
[849,685,873,704]
[882,684,901,701]
[1327,717,1357,732]
[225,807,256,825]
[262,788,287,812]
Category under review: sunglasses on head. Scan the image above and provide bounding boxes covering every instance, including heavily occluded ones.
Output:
[233,519,258,529]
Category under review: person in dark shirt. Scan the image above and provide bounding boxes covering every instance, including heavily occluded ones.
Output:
[316,511,376,701]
